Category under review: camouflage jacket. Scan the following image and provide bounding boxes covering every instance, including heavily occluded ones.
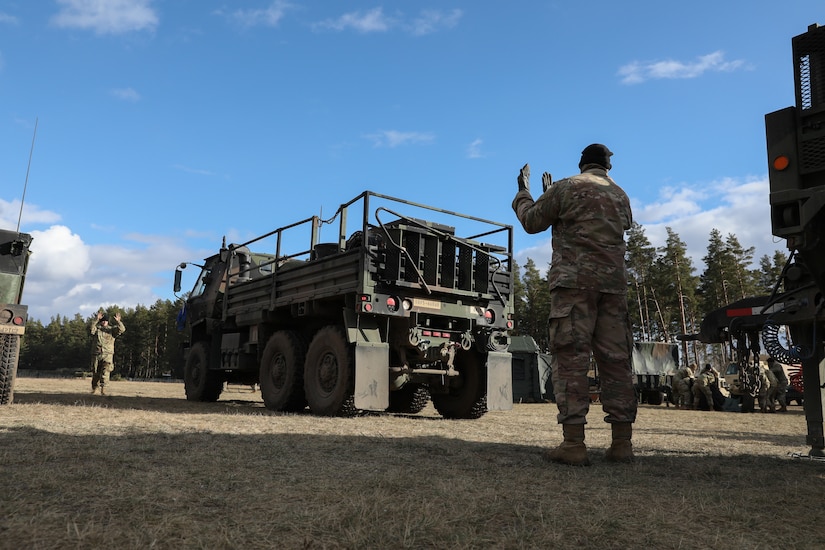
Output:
[695,371,716,387]
[512,167,632,294]
[673,366,695,381]
[769,363,788,385]
[90,320,125,356]
[761,366,778,388]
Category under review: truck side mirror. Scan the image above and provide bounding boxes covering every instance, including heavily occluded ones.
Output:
[174,268,183,293]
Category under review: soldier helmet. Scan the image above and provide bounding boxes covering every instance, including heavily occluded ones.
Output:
[579,143,613,170]
[100,313,109,322]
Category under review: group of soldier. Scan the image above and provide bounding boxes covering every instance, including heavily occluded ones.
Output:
[670,358,789,412]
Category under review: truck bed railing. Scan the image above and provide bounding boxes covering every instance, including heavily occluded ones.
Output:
[219,191,513,319]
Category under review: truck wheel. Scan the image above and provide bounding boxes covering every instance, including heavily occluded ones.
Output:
[646,390,664,406]
[431,350,487,419]
[260,331,307,412]
[387,383,430,414]
[304,326,356,416]
[0,334,21,405]
[184,342,224,402]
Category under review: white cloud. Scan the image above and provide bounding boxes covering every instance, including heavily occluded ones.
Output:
[618,51,747,85]
[467,138,485,159]
[29,225,92,281]
[363,130,435,148]
[409,9,463,36]
[314,8,461,35]
[173,164,214,177]
[315,7,393,33]
[0,198,62,229]
[111,87,141,101]
[220,0,292,28]
[20,224,204,321]
[514,175,784,276]
[50,0,158,35]
[0,12,19,25]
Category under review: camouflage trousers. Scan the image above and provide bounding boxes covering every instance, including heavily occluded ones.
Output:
[91,353,114,389]
[672,378,693,406]
[692,382,713,409]
[773,380,789,407]
[547,288,638,425]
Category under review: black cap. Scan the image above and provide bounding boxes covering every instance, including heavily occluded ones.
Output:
[579,143,613,170]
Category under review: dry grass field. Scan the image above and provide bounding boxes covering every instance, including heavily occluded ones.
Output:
[2,376,825,550]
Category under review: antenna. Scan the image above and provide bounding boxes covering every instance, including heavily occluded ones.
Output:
[17,117,38,233]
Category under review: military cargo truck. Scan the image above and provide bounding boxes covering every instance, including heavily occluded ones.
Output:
[0,228,33,405]
[587,341,679,405]
[174,191,514,418]
[631,341,679,405]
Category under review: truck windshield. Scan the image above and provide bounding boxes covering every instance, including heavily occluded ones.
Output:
[192,268,212,297]
[0,273,23,304]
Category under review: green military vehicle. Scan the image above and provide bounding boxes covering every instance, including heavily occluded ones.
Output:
[0,228,33,405]
[174,191,514,418]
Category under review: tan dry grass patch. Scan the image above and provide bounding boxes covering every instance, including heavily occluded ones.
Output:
[1,377,824,549]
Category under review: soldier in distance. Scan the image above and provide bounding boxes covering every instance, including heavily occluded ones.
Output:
[90,310,126,395]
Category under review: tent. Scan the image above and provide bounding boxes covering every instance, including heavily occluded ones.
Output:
[510,336,553,402]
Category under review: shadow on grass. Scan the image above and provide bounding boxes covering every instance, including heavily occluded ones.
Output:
[13,389,273,416]
[1,425,823,549]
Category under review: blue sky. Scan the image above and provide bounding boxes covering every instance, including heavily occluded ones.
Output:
[0,1,820,321]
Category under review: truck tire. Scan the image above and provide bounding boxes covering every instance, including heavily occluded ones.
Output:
[741,393,755,413]
[387,383,430,414]
[645,390,664,405]
[184,342,224,402]
[260,331,307,412]
[304,326,357,416]
[431,350,487,419]
[0,334,21,405]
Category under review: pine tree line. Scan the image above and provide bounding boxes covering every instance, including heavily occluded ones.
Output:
[513,223,787,367]
[20,298,187,379]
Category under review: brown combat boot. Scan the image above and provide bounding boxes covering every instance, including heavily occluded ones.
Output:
[545,424,590,466]
[779,404,788,412]
[604,423,634,463]
[99,386,106,396]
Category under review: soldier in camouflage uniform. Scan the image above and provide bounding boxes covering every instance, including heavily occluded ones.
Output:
[90,310,125,395]
[758,361,778,413]
[512,143,637,466]
[691,364,717,410]
[672,363,697,409]
[767,357,789,412]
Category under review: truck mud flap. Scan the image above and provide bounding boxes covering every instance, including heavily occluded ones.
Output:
[354,342,389,411]
[486,351,513,411]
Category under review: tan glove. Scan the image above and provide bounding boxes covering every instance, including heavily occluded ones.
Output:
[542,172,553,192]
[517,163,530,192]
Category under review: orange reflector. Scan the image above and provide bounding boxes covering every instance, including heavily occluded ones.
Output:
[773,155,790,171]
